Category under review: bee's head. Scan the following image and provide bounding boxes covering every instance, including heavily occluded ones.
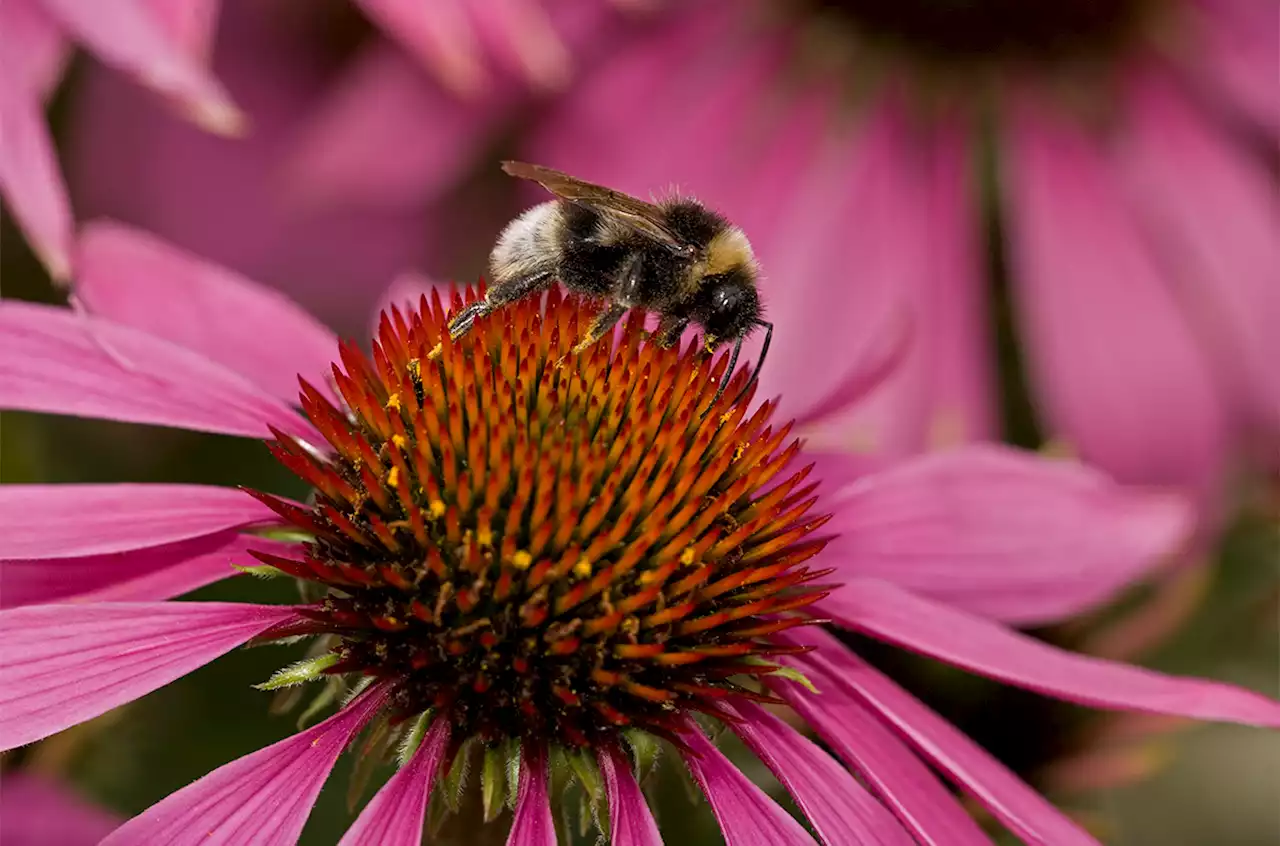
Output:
[695,266,761,341]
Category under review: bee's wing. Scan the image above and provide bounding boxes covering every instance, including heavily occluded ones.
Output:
[501,161,687,251]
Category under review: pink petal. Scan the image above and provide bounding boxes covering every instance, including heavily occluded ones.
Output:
[354,0,487,95]
[679,722,817,846]
[0,0,68,97]
[0,772,121,846]
[1002,97,1230,508]
[790,305,914,430]
[726,701,915,846]
[794,629,1099,845]
[76,222,339,404]
[102,684,388,845]
[1,531,291,608]
[917,121,997,445]
[597,746,662,846]
[142,0,221,60]
[506,743,554,846]
[0,72,74,281]
[823,578,1280,727]
[823,445,1193,626]
[284,42,518,213]
[468,0,572,90]
[1190,0,1280,137]
[338,718,450,846]
[40,0,243,135]
[772,652,994,846]
[1114,73,1280,433]
[0,601,296,750]
[0,483,277,559]
[760,102,933,456]
[0,300,314,440]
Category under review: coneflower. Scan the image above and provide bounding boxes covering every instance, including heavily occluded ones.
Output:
[2,225,1277,845]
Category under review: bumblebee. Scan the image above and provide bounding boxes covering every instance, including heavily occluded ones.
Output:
[443,162,771,402]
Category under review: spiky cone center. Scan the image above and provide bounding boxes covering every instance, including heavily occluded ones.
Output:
[251,287,833,751]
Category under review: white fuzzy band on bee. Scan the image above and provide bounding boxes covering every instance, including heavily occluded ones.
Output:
[490,201,563,284]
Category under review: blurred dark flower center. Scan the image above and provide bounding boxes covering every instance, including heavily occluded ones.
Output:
[810,0,1161,64]
[253,290,833,748]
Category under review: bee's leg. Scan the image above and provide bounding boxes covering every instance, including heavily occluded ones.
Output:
[430,272,552,359]
[653,316,689,348]
[571,303,628,354]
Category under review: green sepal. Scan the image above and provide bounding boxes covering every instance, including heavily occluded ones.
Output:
[481,744,507,823]
[505,739,522,810]
[249,526,314,543]
[623,729,662,783]
[254,652,340,690]
[230,563,285,579]
[296,676,345,729]
[397,711,432,766]
[743,655,820,694]
[440,738,474,814]
[564,747,604,806]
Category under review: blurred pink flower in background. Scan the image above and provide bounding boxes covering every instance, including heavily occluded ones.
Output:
[0,771,121,846]
[62,0,1277,528]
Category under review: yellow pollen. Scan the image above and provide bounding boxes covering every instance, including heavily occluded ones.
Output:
[573,556,592,578]
[512,551,533,571]
[391,435,407,450]
[428,500,447,519]
[719,411,733,425]
[386,392,402,411]
[478,528,494,547]
[407,358,421,378]
[733,443,746,461]
[386,466,401,488]
[427,342,443,361]
[680,547,697,566]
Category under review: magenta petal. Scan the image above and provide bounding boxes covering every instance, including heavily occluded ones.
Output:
[795,630,1098,845]
[284,42,516,212]
[823,445,1193,625]
[76,222,338,404]
[0,300,313,439]
[823,579,1280,727]
[338,718,450,846]
[597,746,662,846]
[679,722,817,846]
[0,601,296,750]
[1191,0,1280,137]
[469,0,571,89]
[102,684,387,845]
[727,701,914,846]
[0,531,292,608]
[0,483,278,559]
[0,0,69,97]
[40,0,243,134]
[506,743,555,846]
[0,74,73,281]
[1002,98,1229,506]
[0,772,120,846]
[1115,74,1280,433]
[354,0,486,95]
[772,647,993,846]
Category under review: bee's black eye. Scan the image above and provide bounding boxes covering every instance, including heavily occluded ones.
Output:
[700,278,760,341]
